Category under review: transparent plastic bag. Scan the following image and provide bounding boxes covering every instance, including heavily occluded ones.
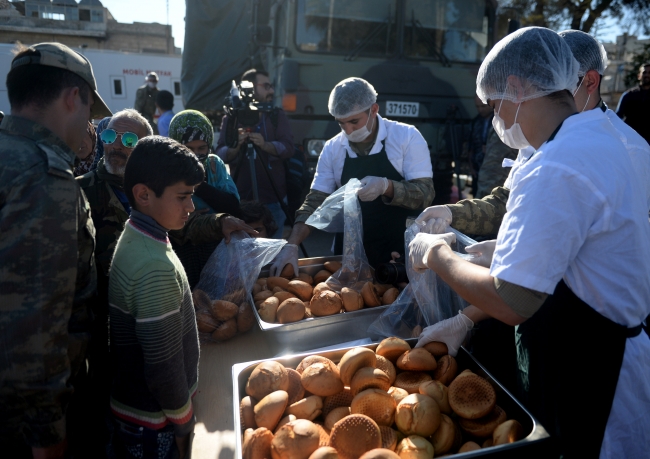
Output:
[192,232,286,342]
[306,179,374,292]
[367,284,428,340]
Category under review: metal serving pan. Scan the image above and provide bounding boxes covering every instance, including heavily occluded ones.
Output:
[251,255,390,353]
[232,340,552,459]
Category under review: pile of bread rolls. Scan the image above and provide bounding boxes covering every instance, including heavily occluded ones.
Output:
[253,261,400,324]
[240,338,524,459]
[191,288,256,342]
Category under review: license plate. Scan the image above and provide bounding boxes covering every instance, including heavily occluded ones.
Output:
[385,101,419,117]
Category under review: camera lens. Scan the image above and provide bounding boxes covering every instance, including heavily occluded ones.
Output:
[375,262,408,284]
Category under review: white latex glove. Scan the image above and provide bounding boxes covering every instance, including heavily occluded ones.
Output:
[357,176,389,201]
[408,232,456,273]
[414,310,474,357]
[465,239,497,268]
[414,205,453,234]
[269,243,299,277]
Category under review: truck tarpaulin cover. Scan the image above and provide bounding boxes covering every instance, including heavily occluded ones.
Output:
[182,0,253,111]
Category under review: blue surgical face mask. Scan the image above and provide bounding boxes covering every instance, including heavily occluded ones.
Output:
[344,108,375,142]
[492,100,530,150]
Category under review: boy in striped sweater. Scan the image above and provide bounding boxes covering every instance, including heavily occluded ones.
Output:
[108,137,204,458]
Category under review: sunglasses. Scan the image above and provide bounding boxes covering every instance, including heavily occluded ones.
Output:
[100,129,139,148]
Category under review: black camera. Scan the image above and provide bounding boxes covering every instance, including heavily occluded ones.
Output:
[375,256,408,285]
[223,80,273,147]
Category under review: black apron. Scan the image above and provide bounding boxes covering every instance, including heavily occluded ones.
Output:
[516,280,644,458]
[336,140,416,268]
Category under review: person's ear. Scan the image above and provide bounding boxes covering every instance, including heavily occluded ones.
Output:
[132,184,151,208]
[371,103,380,117]
[61,86,80,114]
[584,70,600,95]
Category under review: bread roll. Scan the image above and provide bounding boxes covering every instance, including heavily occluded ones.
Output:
[387,387,409,406]
[267,276,291,291]
[258,296,280,323]
[280,264,295,279]
[350,367,391,396]
[301,362,344,397]
[316,424,330,447]
[310,291,343,317]
[458,441,481,452]
[313,282,333,297]
[211,300,239,321]
[375,355,396,385]
[492,419,523,445]
[394,372,432,394]
[322,388,354,417]
[196,311,220,333]
[287,280,314,301]
[458,405,506,438]
[254,390,289,431]
[275,291,297,303]
[286,395,323,421]
[314,270,331,284]
[272,419,321,459]
[361,282,381,307]
[324,261,342,273]
[243,427,274,459]
[246,361,290,399]
[192,288,211,310]
[309,447,339,459]
[240,396,257,430]
[351,388,396,427]
[211,318,237,341]
[429,414,456,455]
[378,426,399,451]
[482,438,493,448]
[256,277,267,287]
[254,290,274,304]
[418,380,451,415]
[277,298,306,324]
[381,288,399,305]
[296,355,334,374]
[395,435,434,459]
[252,283,262,296]
[432,355,457,386]
[237,302,255,333]
[329,414,382,459]
[324,406,351,431]
[448,371,496,420]
[338,347,377,386]
[421,341,448,358]
[275,414,298,434]
[359,449,400,459]
[273,286,286,294]
[287,368,306,405]
[395,394,441,437]
[376,337,411,362]
[396,349,437,372]
[296,272,314,285]
[341,287,364,312]
[222,289,247,304]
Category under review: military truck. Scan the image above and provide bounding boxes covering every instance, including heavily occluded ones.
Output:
[182,0,514,204]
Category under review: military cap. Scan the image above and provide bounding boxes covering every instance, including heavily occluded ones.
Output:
[10,42,112,118]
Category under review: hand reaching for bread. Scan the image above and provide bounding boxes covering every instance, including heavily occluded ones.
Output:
[414,311,474,357]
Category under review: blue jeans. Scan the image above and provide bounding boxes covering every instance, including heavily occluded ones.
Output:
[265,198,287,239]
[111,417,178,459]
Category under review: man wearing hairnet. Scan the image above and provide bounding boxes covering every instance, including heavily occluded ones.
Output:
[270,77,434,275]
[409,27,650,458]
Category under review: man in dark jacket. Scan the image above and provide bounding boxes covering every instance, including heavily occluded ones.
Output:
[617,63,650,144]
[134,72,159,134]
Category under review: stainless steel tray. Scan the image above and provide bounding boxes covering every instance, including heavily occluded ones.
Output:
[232,340,552,459]
[252,255,389,353]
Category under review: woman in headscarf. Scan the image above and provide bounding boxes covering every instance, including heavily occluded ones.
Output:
[74,121,97,176]
[169,110,241,216]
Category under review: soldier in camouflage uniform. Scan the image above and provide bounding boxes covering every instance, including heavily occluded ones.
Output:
[0,43,111,457]
[134,72,159,135]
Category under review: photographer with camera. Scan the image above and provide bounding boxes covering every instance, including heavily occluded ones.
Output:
[216,69,294,238]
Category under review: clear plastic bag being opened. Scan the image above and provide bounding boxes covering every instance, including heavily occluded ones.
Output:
[306,178,374,292]
[192,232,285,342]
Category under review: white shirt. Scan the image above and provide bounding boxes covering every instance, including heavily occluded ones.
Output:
[311,115,432,194]
[491,109,650,459]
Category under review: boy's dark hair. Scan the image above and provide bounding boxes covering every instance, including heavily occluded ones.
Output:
[239,200,278,236]
[124,136,205,208]
[7,48,90,111]
[241,68,269,85]
[156,90,174,111]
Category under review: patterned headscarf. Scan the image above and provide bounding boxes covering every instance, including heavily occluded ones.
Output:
[168,110,214,158]
[74,121,98,177]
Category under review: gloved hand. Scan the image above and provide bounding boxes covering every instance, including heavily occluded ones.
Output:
[357,176,389,201]
[270,243,299,277]
[465,239,497,268]
[414,205,453,234]
[408,232,456,273]
[414,310,474,357]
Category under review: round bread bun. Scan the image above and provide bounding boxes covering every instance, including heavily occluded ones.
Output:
[275,414,297,434]
[329,414,382,459]
[310,291,343,317]
[211,318,237,341]
[375,337,411,362]
[314,270,332,284]
[322,388,354,417]
[280,264,295,279]
[395,435,434,459]
[286,368,306,405]
[448,372,496,420]
[341,287,364,312]
[313,282,333,297]
[387,387,409,406]
[295,272,314,286]
[396,349,438,372]
[243,427,274,459]
[246,361,290,400]
[287,280,314,302]
[192,288,212,311]
[309,447,339,459]
[492,419,524,445]
[277,298,306,324]
[240,396,257,430]
[296,355,334,375]
[421,341,448,358]
[324,261,342,273]
[254,390,289,431]
[350,367,391,396]
[272,286,286,294]
[361,282,382,307]
[324,406,351,431]
[267,276,291,291]
[317,424,331,447]
[374,284,394,296]
[301,362,344,397]
[459,405,507,438]
[351,388,396,427]
[256,277,267,286]
[378,426,399,451]
[254,290,274,304]
[272,419,321,459]
[375,355,396,385]
[196,311,220,333]
[258,296,280,323]
[210,300,239,321]
[482,438,493,448]
[305,306,313,318]
[418,380,451,415]
[429,414,456,456]
[458,441,481,453]
[432,355,457,386]
[274,291,297,303]
[237,302,256,333]
[393,372,432,394]
[338,347,377,386]
[395,394,441,437]
[359,449,400,459]
[286,395,323,421]
[222,289,247,304]
[253,283,262,296]
[381,288,399,305]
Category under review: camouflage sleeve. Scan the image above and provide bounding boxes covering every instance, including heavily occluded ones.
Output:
[134,87,145,114]
[475,129,517,199]
[169,212,229,245]
[382,177,435,210]
[0,168,78,447]
[295,189,330,224]
[447,186,511,236]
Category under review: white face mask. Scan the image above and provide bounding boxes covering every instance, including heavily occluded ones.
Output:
[492,100,530,150]
[344,109,374,142]
[147,81,157,89]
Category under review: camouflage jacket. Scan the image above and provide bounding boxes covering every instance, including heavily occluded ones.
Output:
[0,116,96,447]
[475,127,518,199]
[134,84,158,127]
[447,186,510,237]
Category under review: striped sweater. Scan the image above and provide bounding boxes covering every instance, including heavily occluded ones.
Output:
[108,218,199,435]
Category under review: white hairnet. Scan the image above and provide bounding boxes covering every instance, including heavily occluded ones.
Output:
[476,27,580,104]
[328,77,378,119]
[558,29,608,77]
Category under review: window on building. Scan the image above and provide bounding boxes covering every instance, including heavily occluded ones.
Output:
[79,9,91,21]
[110,76,127,99]
[31,11,38,18]
[91,10,103,22]
[42,12,65,21]
[173,80,182,97]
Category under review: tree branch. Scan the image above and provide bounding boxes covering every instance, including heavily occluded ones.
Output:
[582,0,616,32]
